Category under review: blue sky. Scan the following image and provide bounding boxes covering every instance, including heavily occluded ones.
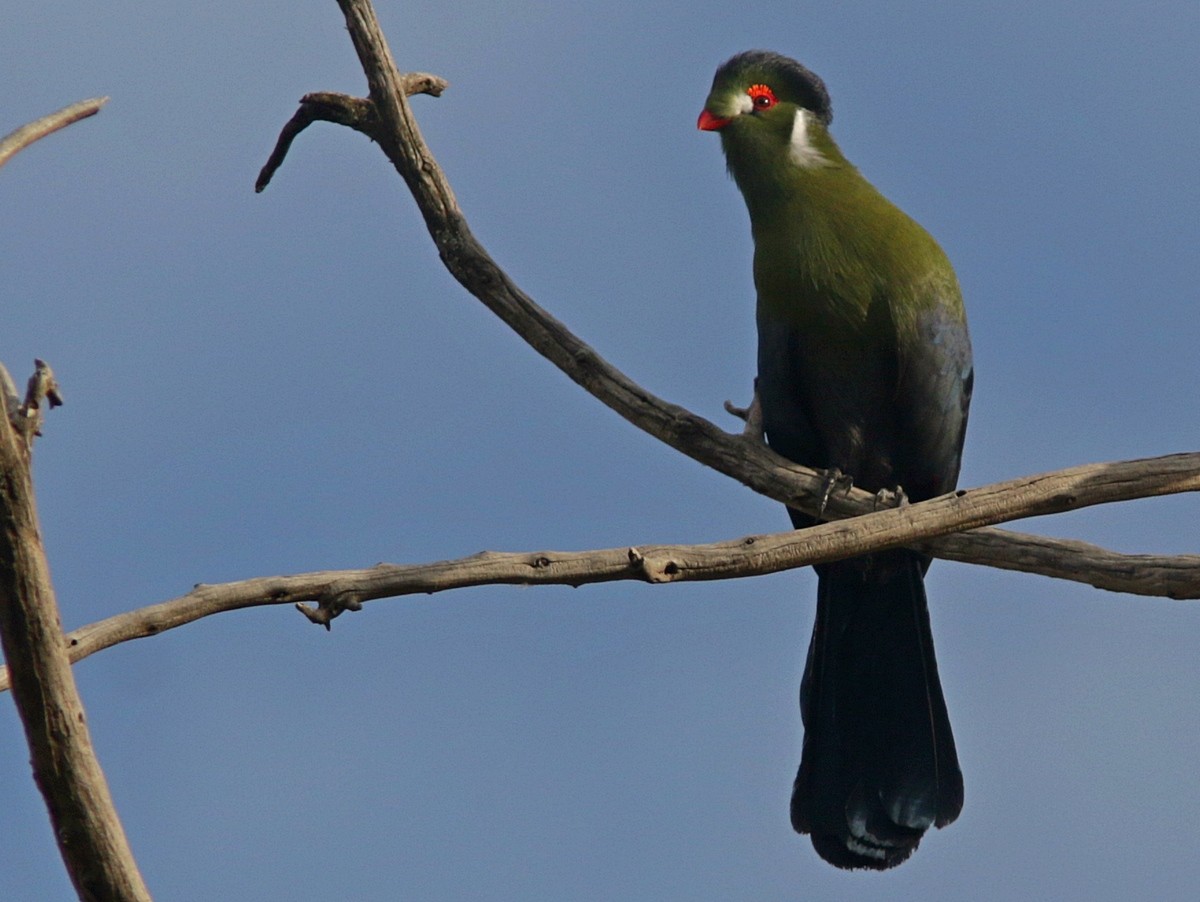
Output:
[3,2,1199,899]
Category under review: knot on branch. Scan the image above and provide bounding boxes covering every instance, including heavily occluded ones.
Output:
[628,547,683,583]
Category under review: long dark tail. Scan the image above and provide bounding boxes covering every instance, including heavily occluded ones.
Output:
[790,549,963,869]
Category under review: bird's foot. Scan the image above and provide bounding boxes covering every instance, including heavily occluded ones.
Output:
[873,485,909,511]
[724,378,764,441]
[816,468,854,518]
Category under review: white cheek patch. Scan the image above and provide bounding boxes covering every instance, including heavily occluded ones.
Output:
[789,108,829,169]
[733,93,754,116]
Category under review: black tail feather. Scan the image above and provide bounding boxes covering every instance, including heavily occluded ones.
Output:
[790,550,962,870]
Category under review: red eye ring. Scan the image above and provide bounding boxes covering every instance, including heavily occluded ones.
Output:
[747,83,777,110]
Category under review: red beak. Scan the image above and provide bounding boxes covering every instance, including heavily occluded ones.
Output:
[697,109,732,131]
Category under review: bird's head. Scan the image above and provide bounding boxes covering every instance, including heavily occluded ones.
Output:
[698,51,839,179]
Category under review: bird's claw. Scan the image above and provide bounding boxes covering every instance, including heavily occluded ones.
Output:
[816,468,854,518]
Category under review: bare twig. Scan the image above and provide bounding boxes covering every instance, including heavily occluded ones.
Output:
[0,361,150,900]
[255,75,446,193]
[0,98,108,170]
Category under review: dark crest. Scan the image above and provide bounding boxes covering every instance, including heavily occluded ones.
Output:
[715,51,833,126]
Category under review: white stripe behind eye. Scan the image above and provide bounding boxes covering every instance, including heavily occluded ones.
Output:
[789,109,829,169]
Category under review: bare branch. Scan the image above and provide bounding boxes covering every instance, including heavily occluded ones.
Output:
[254,1,1200,591]
[924,527,1200,598]
[0,98,108,170]
[2,450,1197,694]
[0,362,150,900]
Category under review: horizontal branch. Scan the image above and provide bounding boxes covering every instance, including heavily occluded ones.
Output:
[2,451,1197,693]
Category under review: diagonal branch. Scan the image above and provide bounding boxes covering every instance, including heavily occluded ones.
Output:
[0,366,150,896]
[2,99,148,901]
[254,1,1200,590]
[0,97,108,170]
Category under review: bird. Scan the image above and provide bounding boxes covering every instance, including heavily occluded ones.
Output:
[698,51,973,869]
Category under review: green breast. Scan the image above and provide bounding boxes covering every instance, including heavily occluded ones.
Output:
[747,166,962,342]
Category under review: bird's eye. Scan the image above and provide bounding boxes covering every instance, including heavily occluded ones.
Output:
[747,84,777,110]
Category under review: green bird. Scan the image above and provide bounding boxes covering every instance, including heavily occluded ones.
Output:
[698,51,972,870]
